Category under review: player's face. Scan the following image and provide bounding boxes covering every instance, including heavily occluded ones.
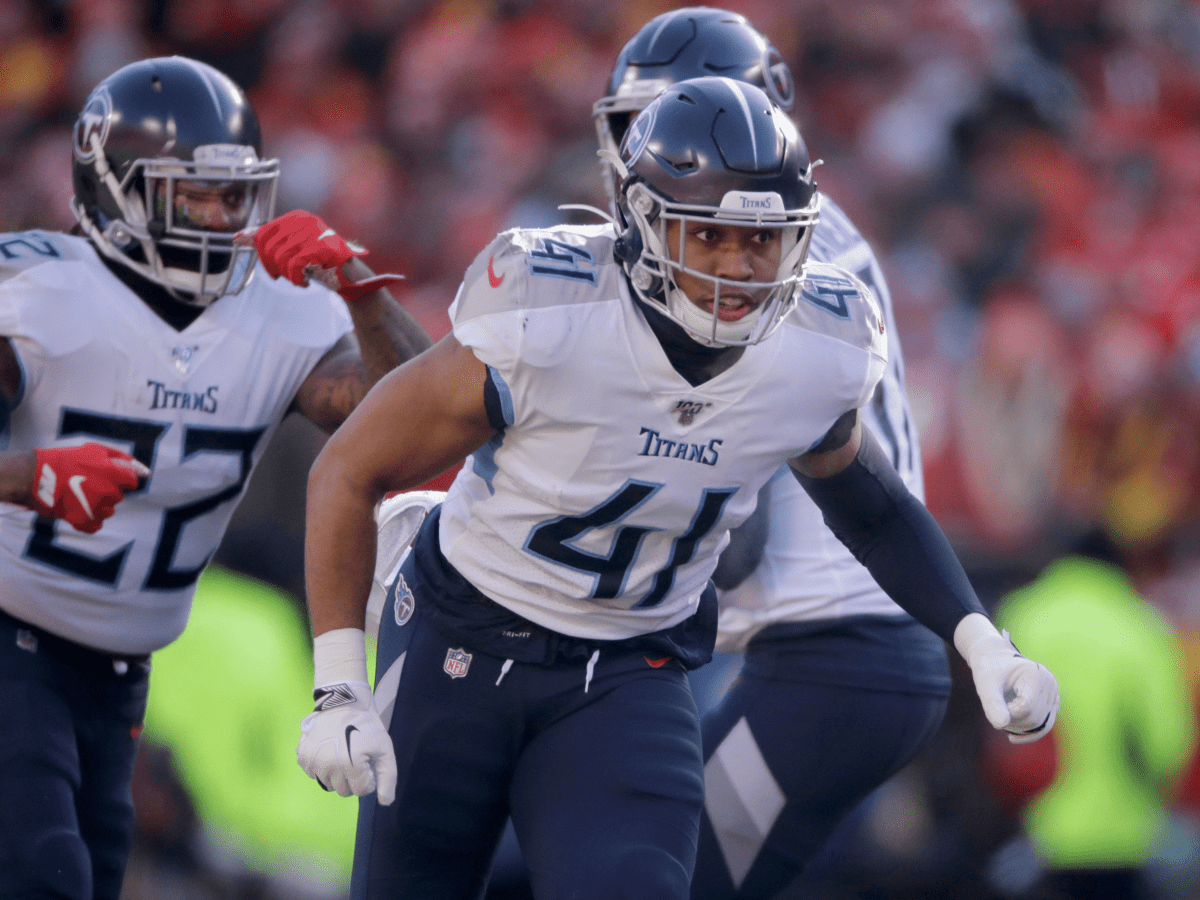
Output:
[665,220,783,321]
[155,179,254,232]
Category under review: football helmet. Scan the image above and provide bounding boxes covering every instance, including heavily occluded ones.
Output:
[71,56,279,305]
[612,77,819,347]
[595,7,794,204]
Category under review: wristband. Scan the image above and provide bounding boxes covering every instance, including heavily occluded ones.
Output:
[302,264,404,303]
[338,273,405,303]
[313,627,369,689]
[953,612,1006,663]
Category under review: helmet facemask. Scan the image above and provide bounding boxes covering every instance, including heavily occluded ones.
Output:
[73,140,278,306]
[619,178,819,347]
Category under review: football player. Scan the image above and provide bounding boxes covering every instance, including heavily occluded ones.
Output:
[0,56,431,900]
[296,76,1058,900]
[595,10,953,898]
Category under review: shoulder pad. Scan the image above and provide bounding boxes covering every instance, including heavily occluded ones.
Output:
[238,265,353,350]
[788,261,886,359]
[0,231,85,285]
[452,225,613,326]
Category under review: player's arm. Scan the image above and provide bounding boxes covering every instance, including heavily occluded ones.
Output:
[291,252,433,432]
[241,210,434,432]
[297,333,492,805]
[788,408,984,640]
[305,332,495,637]
[333,254,434,381]
[789,409,1059,743]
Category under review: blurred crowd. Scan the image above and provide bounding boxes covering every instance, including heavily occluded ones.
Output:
[7,0,1200,896]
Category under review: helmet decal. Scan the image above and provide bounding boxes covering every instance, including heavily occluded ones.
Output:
[73,88,111,163]
[765,48,794,109]
[192,144,259,166]
[622,103,657,167]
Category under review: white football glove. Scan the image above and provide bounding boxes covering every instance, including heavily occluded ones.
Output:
[298,628,397,804]
[298,681,397,804]
[955,613,1060,744]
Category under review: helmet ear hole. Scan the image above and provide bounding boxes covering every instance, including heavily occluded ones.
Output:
[613,222,642,266]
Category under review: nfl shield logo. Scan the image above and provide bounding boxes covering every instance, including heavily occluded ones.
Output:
[673,399,706,425]
[171,344,199,375]
[444,647,472,679]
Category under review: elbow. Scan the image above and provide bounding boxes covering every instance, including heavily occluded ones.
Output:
[307,430,384,513]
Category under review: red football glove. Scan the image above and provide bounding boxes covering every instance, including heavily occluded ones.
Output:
[243,210,403,302]
[31,443,149,534]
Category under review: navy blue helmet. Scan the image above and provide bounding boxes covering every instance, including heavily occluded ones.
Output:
[595,7,795,203]
[71,56,279,304]
[611,77,819,346]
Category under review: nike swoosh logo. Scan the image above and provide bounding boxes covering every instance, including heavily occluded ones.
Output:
[1011,710,1054,735]
[318,228,338,241]
[487,255,504,288]
[68,475,94,520]
[345,724,359,757]
[644,656,672,669]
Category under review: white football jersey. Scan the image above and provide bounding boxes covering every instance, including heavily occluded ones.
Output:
[715,196,926,652]
[0,231,352,654]
[440,223,887,642]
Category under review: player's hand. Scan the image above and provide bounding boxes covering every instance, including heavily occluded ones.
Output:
[31,443,149,533]
[297,680,397,805]
[237,210,402,301]
[955,613,1059,744]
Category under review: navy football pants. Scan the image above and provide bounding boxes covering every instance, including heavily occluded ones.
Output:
[691,625,948,900]
[353,575,706,900]
[0,609,148,900]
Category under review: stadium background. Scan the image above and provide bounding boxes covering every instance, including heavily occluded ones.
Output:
[5,0,1200,897]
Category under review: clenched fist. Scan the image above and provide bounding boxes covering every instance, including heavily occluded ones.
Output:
[239,210,403,302]
[298,680,397,805]
[31,443,150,533]
[955,613,1060,744]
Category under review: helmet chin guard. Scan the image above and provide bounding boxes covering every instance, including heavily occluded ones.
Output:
[71,57,279,306]
[613,77,819,347]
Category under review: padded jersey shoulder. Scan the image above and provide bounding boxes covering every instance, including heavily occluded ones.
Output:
[0,230,90,286]
[451,223,617,326]
[785,261,887,363]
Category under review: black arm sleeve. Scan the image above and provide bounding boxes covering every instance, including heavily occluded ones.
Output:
[791,428,986,643]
